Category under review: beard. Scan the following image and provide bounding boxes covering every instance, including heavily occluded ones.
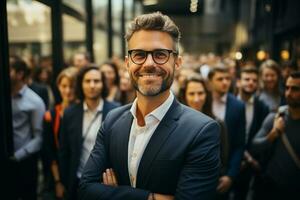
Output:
[241,87,256,96]
[130,65,174,96]
[286,98,300,108]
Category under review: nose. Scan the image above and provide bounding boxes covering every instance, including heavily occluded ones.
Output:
[143,52,155,66]
[193,94,200,102]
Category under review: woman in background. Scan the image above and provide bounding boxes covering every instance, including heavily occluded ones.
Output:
[43,67,78,199]
[99,61,121,102]
[178,74,229,196]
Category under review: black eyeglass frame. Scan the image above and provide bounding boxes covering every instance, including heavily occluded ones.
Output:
[128,49,178,65]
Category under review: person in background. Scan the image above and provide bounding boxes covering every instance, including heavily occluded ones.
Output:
[59,66,119,200]
[208,66,246,199]
[178,74,229,180]
[43,67,78,199]
[252,71,300,200]
[79,12,220,200]
[119,70,136,105]
[99,61,121,102]
[9,56,46,200]
[72,52,91,69]
[258,59,283,112]
[233,67,269,200]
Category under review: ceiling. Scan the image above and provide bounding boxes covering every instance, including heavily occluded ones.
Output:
[142,0,204,16]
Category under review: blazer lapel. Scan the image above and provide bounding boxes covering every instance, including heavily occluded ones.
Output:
[136,99,182,188]
[110,110,133,185]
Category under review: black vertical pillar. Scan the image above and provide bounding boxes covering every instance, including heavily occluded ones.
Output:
[108,0,113,58]
[0,0,13,160]
[51,0,64,102]
[121,0,126,58]
[86,0,94,62]
[0,0,14,195]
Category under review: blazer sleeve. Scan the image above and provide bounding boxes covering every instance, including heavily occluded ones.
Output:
[79,113,150,200]
[174,120,220,200]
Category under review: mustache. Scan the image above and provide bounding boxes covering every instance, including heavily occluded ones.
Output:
[135,66,166,76]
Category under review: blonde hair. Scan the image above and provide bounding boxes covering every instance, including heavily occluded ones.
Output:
[56,67,78,87]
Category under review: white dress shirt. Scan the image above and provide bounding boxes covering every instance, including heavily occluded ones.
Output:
[238,95,254,143]
[77,100,103,178]
[212,94,227,121]
[128,92,174,187]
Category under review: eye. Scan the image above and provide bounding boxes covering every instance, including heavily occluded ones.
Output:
[153,50,168,60]
[132,51,146,60]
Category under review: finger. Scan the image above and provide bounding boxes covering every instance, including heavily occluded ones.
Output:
[103,172,108,185]
[110,168,118,185]
[106,169,114,185]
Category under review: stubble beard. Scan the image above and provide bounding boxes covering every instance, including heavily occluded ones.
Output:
[130,66,174,97]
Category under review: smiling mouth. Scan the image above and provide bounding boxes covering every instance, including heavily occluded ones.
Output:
[138,73,162,78]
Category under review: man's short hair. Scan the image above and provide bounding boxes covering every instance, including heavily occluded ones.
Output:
[208,65,229,80]
[9,55,30,79]
[238,66,258,79]
[125,12,181,51]
[289,71,300,79]
[75,66,108,101]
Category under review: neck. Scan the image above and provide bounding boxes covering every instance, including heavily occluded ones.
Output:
[239,90,253,102]
[11,82,25,96]
[85,98,101,111]
[135,90,170,126]
[289,107,300,120]
[212,91,225,100]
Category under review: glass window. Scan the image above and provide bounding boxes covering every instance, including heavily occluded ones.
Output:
[112,0,123,58]
[93,0,108,64]
[7,0,51,68]
[63,13,86,65]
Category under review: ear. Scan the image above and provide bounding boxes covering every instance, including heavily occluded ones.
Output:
[174,55,182,71]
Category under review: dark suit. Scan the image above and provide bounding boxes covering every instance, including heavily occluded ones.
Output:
[233,96,269,200]
[79,99,220,200]
[59,100,119,199]
[224,93,246,179]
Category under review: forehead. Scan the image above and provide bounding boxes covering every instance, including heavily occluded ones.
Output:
[286,77,300,86]
[213,71,230,79]
[241,72,258,79]
[83,69,101,79]
[128,30,174,50]
[187,81,205,91]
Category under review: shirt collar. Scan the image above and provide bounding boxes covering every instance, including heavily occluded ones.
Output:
[237,94,254,104]
[83,99,103,113]
[16,84,28,97]
[130,91,174,122]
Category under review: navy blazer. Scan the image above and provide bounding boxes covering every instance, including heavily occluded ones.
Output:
[59,100,119,195]
[224,93,246,178]
[247,96,269,148]
[79,99,220,200]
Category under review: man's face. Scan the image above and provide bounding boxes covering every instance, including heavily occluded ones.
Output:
[239,72,258,95]
[210,72,231,95]
[285,76,300,108]
[125,30,181,96]
[82,69,103,100]
[74,54,88,69]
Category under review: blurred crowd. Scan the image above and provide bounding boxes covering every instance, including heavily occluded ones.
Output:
[8,51,300,200]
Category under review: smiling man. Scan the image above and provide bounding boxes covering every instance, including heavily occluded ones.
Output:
[79,12,220,200]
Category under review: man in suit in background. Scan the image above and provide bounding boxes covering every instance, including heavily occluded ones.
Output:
[79,12,220,200]
[9,56,46,200]
[59,66,119,199]
[233,67,269,200]
[208,66,246,199]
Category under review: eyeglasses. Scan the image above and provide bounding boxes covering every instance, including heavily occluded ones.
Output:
[128,49,178,65]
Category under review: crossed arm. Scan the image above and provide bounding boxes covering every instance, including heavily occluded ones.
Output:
[102,168,174,200]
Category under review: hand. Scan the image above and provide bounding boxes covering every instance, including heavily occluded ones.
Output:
[273,115,285,133]
[148,193,174,200]
[217,176,232,193]
[55,182,65,199]
[102,168,118,186]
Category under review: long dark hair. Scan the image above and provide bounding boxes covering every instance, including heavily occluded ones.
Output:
[75,66,108,101]
[178,74,214,118]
